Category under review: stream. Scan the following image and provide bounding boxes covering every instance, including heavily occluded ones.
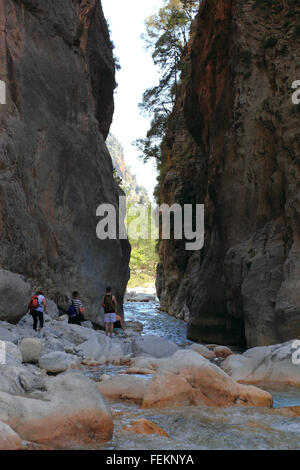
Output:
[85,301,300,450]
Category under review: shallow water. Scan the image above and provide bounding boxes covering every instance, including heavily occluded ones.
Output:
[124,300,191,346]
[96,404,300,450]
[86,301,300,450]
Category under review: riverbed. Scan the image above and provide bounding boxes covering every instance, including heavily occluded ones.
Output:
[85,301,300,450]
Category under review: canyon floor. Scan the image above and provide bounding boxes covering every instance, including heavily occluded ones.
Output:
[0,297,299,450]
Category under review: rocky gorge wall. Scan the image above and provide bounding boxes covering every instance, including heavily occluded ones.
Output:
[156,0,300,347]
[0,0,130,325]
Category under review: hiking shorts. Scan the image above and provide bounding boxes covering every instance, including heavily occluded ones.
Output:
[104,313,116,323]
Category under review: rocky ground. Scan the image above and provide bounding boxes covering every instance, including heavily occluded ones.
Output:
[0,290,299,449]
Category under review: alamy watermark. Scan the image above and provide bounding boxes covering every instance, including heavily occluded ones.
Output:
[0,341,6,365]
[292,80,300,105]
[292,340,300,365]
[0,80,6,105]
[96,197,204,251]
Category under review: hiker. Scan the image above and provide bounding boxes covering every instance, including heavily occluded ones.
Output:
[28,290,46,331]
[68,291,85,326]
[114,313,125,334]
[102,286,117,338]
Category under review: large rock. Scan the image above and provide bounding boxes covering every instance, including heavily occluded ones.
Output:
[0,325,18,343]
[43,323,97,346]
[156,0,300,348]
[39,351,80,374]
[0,0,130,326]
[132,334,179,358]
[0,373,113,448]
[141,350,273,409]
[221,340,300,386]
[0,422,22,450]
[45,300,60,320]
[2,341,23,365]
[98,375,149,404]
[189,343,216,360]
[20,338,43,364]
[0,270,32,324]
[75,333,133,364]
[42,336,66,355]
[0,364,46,396]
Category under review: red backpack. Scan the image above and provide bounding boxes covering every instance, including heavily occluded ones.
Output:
[28,295,39,311]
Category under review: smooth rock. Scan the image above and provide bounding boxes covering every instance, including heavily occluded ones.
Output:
[0,364,46,396]
[214,346,234,359]
[0,270,32,324]
[20,338,42,364]
[43,323,96,346]
[221,340,300,385]
[42,337,66,354]
[132,334,178,358]
[0,422,22,450]
[46,300,60,320]
[39,352,80,374]
[0,326,17,344]
[189,343,216,360]
[141,350,273,409]
[76,334,132,364]
[98,375,149,404]
[2,341,23,365]
[0,373,113,449]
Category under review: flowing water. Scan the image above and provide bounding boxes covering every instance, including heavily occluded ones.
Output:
[84,301,300,450]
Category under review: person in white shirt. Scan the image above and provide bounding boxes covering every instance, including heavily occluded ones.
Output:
[29,290,46,331]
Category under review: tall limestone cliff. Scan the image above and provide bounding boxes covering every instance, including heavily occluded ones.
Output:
[0,0,130,325]
[156,0,300,347]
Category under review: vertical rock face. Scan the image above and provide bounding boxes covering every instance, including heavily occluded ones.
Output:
[0,0,130,325]
[156,0,300,347]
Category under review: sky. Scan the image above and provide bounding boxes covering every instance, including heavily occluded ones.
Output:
[101,0,163,200]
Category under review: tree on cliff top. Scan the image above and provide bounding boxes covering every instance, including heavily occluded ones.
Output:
[134,0,199,166]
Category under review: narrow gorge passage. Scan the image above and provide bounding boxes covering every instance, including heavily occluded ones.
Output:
[0,0,300,453]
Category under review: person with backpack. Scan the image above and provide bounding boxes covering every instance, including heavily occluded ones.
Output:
[28,290,46,331]
[67,291,85,326]
[102,286,117,338]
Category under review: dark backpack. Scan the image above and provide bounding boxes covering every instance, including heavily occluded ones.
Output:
[67,300,78,318]
[103,294,115,313]
[28,295,39,311]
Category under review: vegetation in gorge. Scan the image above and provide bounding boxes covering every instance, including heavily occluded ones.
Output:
[107,134,158,288]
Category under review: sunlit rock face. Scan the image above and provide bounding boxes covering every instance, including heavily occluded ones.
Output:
[0,0,130,325]
[156,0,300,347]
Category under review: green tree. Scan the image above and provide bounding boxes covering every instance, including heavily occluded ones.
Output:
[135,0,199,165]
